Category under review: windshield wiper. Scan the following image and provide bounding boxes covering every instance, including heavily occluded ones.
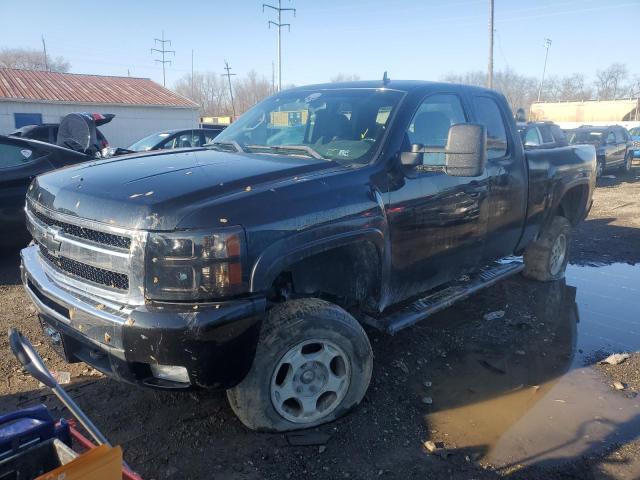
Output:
[246,144,326,160]
[207,140,246,153]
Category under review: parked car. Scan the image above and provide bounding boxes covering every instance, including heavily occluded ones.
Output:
[11,113,114,157]
[517,121,568,149]
[18,80,595,432]
[628,126,640,159]
[0,136,90,246]
[125,128,224,153]
[565,125,633,176]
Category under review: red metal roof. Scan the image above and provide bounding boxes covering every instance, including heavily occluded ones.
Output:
[0,68,198,108]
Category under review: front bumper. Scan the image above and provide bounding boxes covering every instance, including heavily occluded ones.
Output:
[20,245,265,390]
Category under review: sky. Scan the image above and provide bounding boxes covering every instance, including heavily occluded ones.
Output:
[1,0,638,88]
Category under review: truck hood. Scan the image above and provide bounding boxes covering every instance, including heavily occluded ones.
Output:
[29,148,339,230]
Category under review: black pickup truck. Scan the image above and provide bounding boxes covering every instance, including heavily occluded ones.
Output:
[19,80,596,432]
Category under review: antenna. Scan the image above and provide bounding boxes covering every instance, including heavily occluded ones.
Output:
[222,60,237,117]
[263,0,296,91]
[151,30,175,87]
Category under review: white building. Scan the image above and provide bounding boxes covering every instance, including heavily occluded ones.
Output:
[0,68,199,147]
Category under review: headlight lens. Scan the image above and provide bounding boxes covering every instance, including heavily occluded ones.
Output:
[145,227,246,301]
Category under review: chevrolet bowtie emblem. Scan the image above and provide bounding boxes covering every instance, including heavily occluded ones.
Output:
[41,225,62,257]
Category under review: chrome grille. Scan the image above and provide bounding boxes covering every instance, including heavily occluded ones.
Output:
[633,140,640,149]
[32,209,131,249]
[38,242,129,291]
[25,200,147,306]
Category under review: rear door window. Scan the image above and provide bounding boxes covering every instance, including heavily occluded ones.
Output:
[472,96,508,159]
[524,127,541,146]
[540,126,554,144]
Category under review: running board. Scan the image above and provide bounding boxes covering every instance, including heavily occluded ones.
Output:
[369,260,524,334]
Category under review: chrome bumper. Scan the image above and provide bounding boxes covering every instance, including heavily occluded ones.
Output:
[20,245,129,355]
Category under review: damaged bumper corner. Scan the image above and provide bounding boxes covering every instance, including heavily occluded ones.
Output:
[20,245,265,390]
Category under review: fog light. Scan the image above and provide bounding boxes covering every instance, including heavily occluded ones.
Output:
[150,364,190,383]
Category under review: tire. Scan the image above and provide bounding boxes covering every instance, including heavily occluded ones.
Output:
[226,298,373,432]
[523,215,571,282]
[622,152,632,173]
[596,158,604,178]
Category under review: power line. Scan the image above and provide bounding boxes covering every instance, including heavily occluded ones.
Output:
[222,60,237,118]
[263,0,296,91]
[151,30,175,87]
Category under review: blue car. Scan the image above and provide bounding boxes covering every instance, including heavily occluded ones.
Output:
[629,127,640,159]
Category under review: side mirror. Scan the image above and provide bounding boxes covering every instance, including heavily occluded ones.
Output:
[524,140,538,148]
[400,144,424,166]
[444,123,487,177]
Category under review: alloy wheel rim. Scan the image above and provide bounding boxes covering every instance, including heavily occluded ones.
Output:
[270,339,351,424]
[549,233,567,276]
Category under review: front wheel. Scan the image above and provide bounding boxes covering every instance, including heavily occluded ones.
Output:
[596,159,604,178]
[523,215,571,282]
[623,152,632,173]
[226,298,373,432]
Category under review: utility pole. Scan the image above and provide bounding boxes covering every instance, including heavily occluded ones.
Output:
[263,0,296,91]
[537,38,552,102]
[191,49,195,100]
[487,0,494,89]
[271,61,275,93]
[151,31,175,87]
[222,60,237,118]
[41,36,49,72]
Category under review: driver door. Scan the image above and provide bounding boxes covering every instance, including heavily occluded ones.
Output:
[386,93,489,304]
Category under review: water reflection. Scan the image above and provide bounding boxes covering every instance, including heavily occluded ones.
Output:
[421,263,640,468]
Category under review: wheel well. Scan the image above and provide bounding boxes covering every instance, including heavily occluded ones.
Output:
[556,185,589,226]
[268,242,381,311]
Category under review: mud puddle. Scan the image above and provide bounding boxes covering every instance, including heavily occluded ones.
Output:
[420,263,640,470]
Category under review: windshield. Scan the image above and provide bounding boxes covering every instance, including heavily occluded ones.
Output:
[127,132,173,151]
[212,88,404,165]
[629,127,640,137]
[566,129,604,145]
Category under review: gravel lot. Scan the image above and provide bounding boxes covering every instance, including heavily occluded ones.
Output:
[0,167,638,479]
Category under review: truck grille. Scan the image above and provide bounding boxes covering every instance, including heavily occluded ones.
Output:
[633,140,640,149]
[32,209,131,250]
[38,242,129,291]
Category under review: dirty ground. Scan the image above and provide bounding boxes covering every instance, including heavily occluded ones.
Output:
[0,169,639,480]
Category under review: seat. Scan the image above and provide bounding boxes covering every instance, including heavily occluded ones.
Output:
[312,111,352,144]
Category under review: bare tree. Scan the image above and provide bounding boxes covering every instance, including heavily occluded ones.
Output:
[330,73,361,83]
[0,47,70,72]
[442,70,486,87]
[175,70,272,116]
[556,73,592,102]
[234,70,273,114]
[594,63,628,100]
[444,69,537,113]
[174,71,228,116]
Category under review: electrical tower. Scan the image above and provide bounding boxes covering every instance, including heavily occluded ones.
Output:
[222,60,237,118]
[151,31,175,87]
[263,0,296,91]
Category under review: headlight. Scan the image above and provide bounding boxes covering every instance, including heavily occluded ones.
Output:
[145,227,246,301]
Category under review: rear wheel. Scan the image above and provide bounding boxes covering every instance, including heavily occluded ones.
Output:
[226,298,373,432]
[523,215,571,282]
